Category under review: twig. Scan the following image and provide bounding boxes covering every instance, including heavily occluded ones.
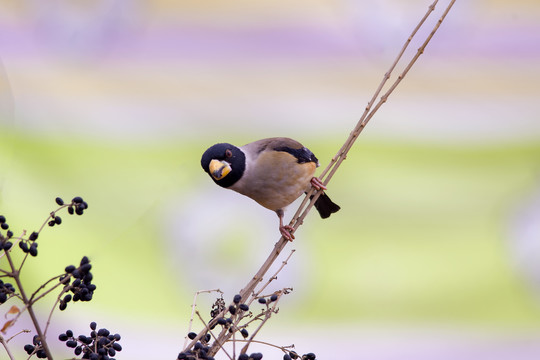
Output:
[0,333,16,360]
[3,250,53,359]
[240,296,281,354]
[18,205,67,273]
[194,310,233,360]
[6,274,71,336]
[230,339,294,353]
[6,329,31,343]
[43,284,70,336]
[30,274,67,304]
[248,250,295,307]
[184,289,223,348]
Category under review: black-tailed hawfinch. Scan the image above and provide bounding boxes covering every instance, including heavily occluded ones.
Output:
[201,137,340,240]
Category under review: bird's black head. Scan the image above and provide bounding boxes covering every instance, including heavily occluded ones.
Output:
[201,143,246,188]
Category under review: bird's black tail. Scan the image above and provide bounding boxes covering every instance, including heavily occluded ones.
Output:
[313,192,340,219]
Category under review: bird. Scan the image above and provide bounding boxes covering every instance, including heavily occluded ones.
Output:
[201,137,340,241]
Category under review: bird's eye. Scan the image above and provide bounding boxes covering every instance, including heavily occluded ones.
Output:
[225,149,233,158]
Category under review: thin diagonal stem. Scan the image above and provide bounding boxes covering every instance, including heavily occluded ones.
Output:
[3,251,53,359]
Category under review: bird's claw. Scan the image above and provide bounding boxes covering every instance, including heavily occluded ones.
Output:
[310,177,327,191]
[279,225,295,241]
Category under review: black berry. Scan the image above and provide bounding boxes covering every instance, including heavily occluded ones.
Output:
[29,242,38,257]
[80,256,90,265]
[19,241,29,252]
[66,340,78,348]
[24,344,35,354]
[97,328,110,337]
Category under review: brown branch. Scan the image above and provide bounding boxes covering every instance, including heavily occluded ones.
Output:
[183,289,223,349]
[3,251,54,359]
[240,300,279,355]
[194,310,233,360]
[0,333,16,360]
[247,250,295,307]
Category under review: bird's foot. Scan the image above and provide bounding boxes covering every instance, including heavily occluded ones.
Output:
[310,177,327,191]
[279,225,295,241]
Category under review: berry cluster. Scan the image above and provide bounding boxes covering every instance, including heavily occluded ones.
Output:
[23,335,47,358]
[59,256,96,310]
[283,351,317,360]
[238,353,263,360]
[52,196,89,220]
[211,294,251,332]
[224,294,249,316]
[63,196,89,216]
[179,328,217,360]
[0,215,38,256]
[59,322,122,360]
[0,215,14,251]
[257,293,279,305]
[18,231,39,256]
[0,215,8,231]
[0,279,16,304]
[0,196,90,259]
[177,337,215,360]
[48,215,62,227]
[181,294,260,360]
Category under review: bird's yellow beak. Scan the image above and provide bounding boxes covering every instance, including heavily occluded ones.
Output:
[209,159,232,180]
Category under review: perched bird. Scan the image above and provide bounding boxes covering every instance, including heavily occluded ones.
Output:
[201,137,340,240]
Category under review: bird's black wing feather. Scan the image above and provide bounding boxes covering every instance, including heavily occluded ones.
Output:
[273,146,319,165]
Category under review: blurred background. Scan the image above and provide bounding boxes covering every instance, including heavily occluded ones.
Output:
[1,0,540,359]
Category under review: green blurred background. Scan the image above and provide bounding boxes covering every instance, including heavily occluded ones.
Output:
[1,0,540,359]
